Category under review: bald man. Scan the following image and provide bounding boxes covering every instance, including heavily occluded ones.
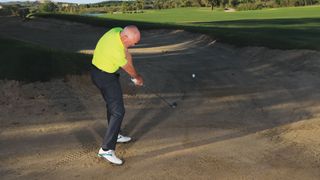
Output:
[90,25,143,165]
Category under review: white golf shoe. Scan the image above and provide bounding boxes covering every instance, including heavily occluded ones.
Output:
[117,134,131,143]
[97,148,123,165]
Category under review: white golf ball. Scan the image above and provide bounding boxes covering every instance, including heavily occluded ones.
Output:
[192,74,196,78]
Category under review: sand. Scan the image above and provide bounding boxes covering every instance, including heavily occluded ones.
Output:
[0,16,320,180]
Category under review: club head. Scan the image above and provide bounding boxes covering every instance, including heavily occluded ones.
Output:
[170,102,177,108]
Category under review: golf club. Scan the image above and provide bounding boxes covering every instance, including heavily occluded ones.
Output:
[131,78,177,108]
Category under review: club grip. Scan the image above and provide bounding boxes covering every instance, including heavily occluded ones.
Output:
[131,78,138,84]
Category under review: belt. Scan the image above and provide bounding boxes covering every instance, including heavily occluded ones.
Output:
[91,64,120,76]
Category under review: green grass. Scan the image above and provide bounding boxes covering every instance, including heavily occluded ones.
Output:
[0,38,91,82]
[38,5,320,50]
[102,6,320,23]
[101,6,320,50]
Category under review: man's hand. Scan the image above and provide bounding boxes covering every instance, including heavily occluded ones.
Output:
[132,75,144,86]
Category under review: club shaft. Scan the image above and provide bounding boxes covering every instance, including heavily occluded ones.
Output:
[143,86,173,107]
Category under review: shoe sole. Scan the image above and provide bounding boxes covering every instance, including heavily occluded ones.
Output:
[117,138,132,143]
[97,154,123,165]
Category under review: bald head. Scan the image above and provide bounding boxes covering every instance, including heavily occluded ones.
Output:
[120,25,141,48]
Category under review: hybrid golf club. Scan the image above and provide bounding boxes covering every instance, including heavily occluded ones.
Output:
[131,78,177,108]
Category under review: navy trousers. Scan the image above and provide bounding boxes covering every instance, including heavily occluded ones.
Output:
[90,64,125,150]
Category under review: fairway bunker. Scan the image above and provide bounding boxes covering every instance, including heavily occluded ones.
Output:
[2,16,320,180]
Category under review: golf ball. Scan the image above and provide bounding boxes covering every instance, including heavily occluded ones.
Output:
[192,74,196,78]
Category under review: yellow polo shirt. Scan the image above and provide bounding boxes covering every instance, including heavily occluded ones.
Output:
[92,27,127,73]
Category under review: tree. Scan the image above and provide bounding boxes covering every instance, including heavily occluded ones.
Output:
[229,0,239,7]
[18,8,30,21]
[121,2,129,12]
[136,0,145,10]
[154,0,164,9]
[39,1,57,12]
[8,4,21,16]
[210,0,221,10]
[195,0,206,6]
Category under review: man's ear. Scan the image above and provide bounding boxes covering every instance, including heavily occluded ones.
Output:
[120,31,128,40]
[123,34,129,40]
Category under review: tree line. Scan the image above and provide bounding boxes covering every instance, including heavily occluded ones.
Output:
[150,0,320,10]
[1,0,319,16]
[56,0,320,13]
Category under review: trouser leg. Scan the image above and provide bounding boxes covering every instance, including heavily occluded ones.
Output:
[90,66,125,150]
[101,83,125,150]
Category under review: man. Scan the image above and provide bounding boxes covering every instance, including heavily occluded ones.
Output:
[90,25,143,165]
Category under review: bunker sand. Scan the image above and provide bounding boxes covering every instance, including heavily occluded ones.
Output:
[1,16,320,179]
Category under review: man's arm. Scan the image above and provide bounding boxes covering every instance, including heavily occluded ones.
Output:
[121,49,143,86]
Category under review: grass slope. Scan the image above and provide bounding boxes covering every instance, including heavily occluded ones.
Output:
[38,6,320,50]
[0,38,91,82]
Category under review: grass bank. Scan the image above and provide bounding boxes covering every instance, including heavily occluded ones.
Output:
[0,38,91,82]
[36,6,320,50]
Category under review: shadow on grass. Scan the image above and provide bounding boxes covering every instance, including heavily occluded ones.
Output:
[36,14,320,50]
[0,37,91,82]
[192,17,320,26]
[185,17,320,50]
